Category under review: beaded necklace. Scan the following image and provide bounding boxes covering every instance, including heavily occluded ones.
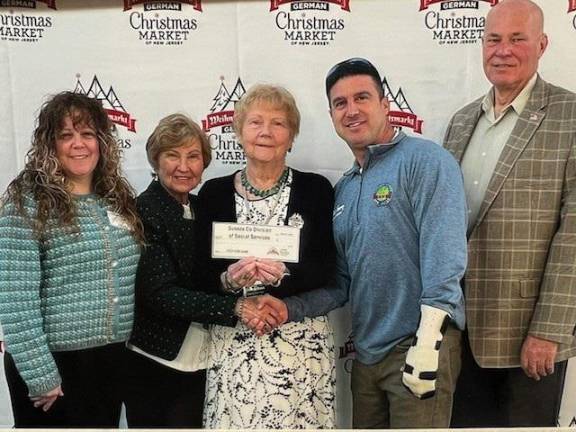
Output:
[240,168,290,226]
[240,167,289,199]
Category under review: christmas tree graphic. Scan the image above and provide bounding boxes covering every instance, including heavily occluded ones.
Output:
[203,77,246,131]
[382,77,414,114]
[381,76,423,134]
[210,81,231,113]
[73,75,136,132]
[209,77,246,113]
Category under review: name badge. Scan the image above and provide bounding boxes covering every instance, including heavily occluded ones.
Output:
[211,222,300,263]
[107,211,131,231]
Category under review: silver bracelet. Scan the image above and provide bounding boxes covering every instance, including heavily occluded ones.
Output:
[235,297,245,321]
[221,271,242,293]
[270,270,290,288]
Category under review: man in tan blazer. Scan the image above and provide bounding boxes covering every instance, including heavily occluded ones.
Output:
[444,0,576,427]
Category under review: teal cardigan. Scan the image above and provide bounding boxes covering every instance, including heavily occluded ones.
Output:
[0,194,140,396]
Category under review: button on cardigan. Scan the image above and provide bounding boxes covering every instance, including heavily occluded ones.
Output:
[0,194,140,396]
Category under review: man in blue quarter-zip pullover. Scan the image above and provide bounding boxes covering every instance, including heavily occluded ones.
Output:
[276,58,468,429]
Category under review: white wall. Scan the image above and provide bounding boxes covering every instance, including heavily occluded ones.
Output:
[1,0,575,427]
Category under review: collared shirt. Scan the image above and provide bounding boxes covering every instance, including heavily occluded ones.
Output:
[461,74,537,232]
[286,131,467,365]
[359,129,399,174]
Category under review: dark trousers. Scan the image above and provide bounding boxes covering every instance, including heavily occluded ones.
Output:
[4,352,65,428]
[123,348,206,428]
[4,343,129,428]
[451,332,567,427]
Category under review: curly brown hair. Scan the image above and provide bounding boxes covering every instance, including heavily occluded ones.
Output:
[2,91,144,243]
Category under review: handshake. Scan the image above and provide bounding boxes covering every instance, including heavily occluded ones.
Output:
[224,257,290,336]
[235,295,288,336]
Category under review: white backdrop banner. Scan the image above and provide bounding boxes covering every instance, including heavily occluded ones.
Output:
[0,0,575,428]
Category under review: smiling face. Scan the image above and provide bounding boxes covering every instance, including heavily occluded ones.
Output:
[157,139,204,203]
[239,102,292,166]
[482,0,547,98]
[329,74,392,159]
[55,115,100,194]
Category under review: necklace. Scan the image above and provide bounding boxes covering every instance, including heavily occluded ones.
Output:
[241,167,289,199]
[241,168,290,226]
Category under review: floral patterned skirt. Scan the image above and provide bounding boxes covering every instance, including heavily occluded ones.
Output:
[203,316,336,429]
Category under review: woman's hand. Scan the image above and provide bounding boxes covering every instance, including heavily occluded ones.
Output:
[226,257,259,288]
[30,385,64,412]
[255,259,287,286]
[236,295,288,336]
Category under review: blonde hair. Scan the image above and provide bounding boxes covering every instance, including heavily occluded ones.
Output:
[233,84,300,141]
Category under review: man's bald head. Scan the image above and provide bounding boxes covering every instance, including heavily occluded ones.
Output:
[487,0,544,34]
[482,0,548,100]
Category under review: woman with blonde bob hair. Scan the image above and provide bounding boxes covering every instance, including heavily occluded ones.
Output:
[200,84,337,429]
[124,113,280,428]
[0,91,143,428]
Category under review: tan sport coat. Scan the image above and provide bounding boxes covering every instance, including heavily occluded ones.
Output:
[444,76,576,368]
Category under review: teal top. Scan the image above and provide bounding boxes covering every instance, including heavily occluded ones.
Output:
[0,194,140,396]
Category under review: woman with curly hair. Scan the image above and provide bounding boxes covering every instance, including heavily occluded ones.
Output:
[0,91,143,428]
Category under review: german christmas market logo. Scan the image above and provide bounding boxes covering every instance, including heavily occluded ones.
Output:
[124,0,201,46]
[203,76,246,166]
[0,3,54,42]
[419,0,498,46]
[124,0,201,11]
[270,0,349,47]
[0,0,55,9]
[74,75,136,149]
[383,76,424,134]
[338,333,355,373]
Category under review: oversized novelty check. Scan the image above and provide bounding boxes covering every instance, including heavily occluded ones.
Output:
[211,222,300,263]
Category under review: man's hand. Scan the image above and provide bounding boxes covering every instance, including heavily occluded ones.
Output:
[237,295,287,336]
[30,385,63,412]
[402,305,448,399]
[520,335,558,380]
[402,346,439,399]
[239,295,288,336]
[256,295,288,326]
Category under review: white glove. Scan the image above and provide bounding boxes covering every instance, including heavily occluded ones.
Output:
[402,305,449,399]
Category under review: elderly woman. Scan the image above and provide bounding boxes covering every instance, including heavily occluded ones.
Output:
[200,84,336,429]
[0,92,143,428]
[124,114,280,428]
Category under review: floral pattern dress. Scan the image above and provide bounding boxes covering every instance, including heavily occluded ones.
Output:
[203,170,336,429]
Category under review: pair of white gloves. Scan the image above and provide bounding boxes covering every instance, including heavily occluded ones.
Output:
[402,305,449,399]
